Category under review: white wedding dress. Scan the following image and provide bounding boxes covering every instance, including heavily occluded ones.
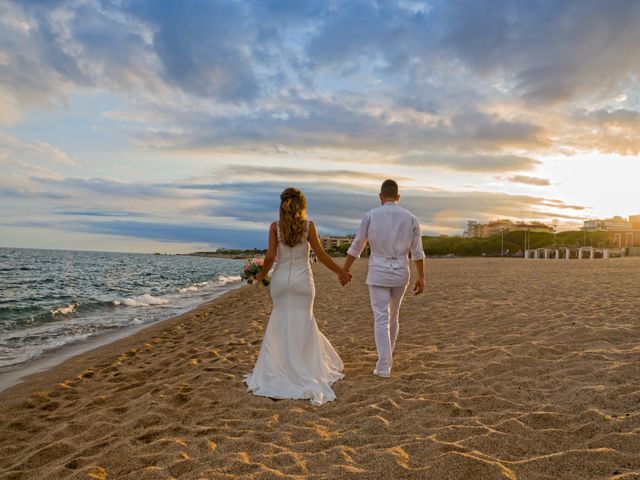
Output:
[244,220,344,406]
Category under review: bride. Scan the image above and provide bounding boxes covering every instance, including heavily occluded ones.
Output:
[244,187,351,406]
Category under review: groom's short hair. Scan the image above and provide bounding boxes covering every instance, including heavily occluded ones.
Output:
[380,179,399,198]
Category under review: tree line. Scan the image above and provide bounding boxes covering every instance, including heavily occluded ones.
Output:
[326,231,611,257]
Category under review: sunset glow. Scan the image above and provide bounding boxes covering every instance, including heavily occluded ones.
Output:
[1,1,639,252]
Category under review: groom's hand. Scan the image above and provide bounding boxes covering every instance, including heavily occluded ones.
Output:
[413,277,425,295]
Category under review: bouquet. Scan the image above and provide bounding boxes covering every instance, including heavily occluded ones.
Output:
[241,258,270,286]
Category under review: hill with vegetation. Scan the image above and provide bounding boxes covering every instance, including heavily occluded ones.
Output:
[183,248,267,259]
[326,230,612,258]
[422,231,611,257]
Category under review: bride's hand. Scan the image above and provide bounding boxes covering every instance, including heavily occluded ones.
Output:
[255,272,265,283]
[338,270,352,286]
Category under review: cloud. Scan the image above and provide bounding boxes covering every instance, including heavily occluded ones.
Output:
[190,181,577,227]
[401,153,541,173]
[582,108,640,127]
[0,86,23,125]
[1,166,589,247]
[539,199,587,211]
[0,133,77,199]
[507,175,551,186]
[174,170,584,233]
[437,0,640,103]
[73,219,267,248]
[0,133,77,167]
[128,95,551,163]
[560,107,640,155]
[2,0,639,166]
[189,165,411,185]
[125,1,261,101]
[0,177,71,199]
[55,208,149,218]
[35,176,174,199]
[6,218,267,249]
[0,2,84,117]
[3,0,638,159]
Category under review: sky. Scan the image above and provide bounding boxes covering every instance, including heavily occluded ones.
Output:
[1,0,639,253]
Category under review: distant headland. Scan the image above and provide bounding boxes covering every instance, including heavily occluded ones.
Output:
[179,249,268,259]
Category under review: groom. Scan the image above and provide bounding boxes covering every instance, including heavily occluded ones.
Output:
[343,179,425,377]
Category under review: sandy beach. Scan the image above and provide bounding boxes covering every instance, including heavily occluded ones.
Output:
[1,258,640,479]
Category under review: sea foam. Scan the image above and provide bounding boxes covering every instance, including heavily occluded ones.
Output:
[113,294,169,307]
[51,304,78,316]
[179,286,199,293]
[218,275,242,285]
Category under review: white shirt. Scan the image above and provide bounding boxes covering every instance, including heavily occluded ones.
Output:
[347,201,425,287]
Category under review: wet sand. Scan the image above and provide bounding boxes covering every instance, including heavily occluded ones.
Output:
[1,258,640,479]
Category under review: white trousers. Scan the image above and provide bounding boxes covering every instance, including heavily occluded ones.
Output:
[368,284,408,374]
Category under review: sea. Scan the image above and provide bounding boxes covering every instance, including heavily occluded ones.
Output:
[0,247,244,382]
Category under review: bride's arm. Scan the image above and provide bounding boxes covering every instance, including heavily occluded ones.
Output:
[255,222,277,282]
[308,222,352,285]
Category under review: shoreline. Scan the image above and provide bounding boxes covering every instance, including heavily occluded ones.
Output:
[0,281,245,397]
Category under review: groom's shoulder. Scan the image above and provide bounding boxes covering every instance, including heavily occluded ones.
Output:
[369,204,415,217]
[397,205,419,220]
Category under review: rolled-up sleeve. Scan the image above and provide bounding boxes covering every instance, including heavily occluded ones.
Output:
[410,215,425,260]
[347,212,370,258]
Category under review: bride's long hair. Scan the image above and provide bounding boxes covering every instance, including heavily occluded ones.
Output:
[279,187,307,246]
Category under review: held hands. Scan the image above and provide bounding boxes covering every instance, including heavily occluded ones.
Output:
[413,276,425,295]
[338,269,352,286]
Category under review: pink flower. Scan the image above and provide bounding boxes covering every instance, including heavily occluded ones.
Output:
[253,258,264,266]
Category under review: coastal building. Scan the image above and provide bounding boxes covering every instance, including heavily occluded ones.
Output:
[582,215,640,248]
[582,216,631,231]
[319,235,353,251]
[465,220,553,238]
[465,221,490,238]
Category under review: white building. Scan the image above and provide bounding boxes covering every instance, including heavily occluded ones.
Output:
[582,216,631,231]
[582,215,640,248]
[319,236,353,251]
